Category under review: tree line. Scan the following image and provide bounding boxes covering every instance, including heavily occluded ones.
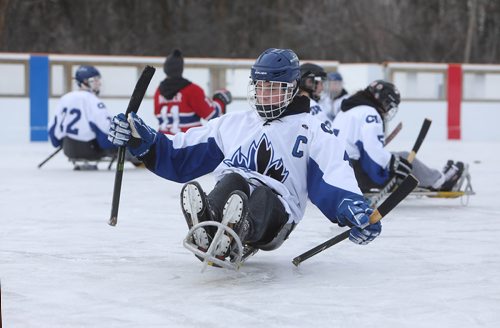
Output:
[0,0,498,63]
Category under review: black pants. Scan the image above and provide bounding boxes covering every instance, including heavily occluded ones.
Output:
[208,173,289,248]
[62,138,114,160]
[62,138,140,164]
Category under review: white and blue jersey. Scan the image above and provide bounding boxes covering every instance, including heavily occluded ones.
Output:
[332,105,392,185]
[143,109,364,225]
[309,98,333,130]
[48,90,114,149]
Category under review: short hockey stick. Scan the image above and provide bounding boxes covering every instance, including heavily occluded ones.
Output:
[109,65,155,226]
[370,118,431,207]
[292,174,419,266]
[384,121,402,146]
[37,147,62,168]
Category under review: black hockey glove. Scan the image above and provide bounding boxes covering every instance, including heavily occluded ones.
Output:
[389,154,412,180]
[213,89,232,106]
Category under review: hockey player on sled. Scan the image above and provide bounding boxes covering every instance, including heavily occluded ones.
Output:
[48,65,141,170]
[108,48,382,270]
[331,80,474,206]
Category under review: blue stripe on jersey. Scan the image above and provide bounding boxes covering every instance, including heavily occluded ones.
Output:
[206,106,220,120]
[90,122,115,150]
[307,158,365,223]
[152,133,224,183]
[167,114,201,125]
[355,140,390,185]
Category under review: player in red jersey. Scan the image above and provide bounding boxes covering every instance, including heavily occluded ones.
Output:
[154,49,232,134]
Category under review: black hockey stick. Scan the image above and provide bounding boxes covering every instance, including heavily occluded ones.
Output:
[384,121,402,147]
[37,147,62,168]
[292,174,419,266]
[109,65,155,226]
[370,118,431,207]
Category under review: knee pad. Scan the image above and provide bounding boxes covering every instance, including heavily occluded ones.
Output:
[208,173,250,219]
[214,173,250,196]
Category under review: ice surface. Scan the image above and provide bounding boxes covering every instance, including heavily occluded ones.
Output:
[1,140,499,327]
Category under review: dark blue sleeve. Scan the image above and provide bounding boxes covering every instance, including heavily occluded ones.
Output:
[355,140,390,185]
[145,132,225,183]
[48,119,61,148]
[307,158,366,223]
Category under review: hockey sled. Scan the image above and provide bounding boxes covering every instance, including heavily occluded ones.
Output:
[62,138,116,170]
[67,156,116,171]
[184,221,259,271]
[365,164,475,206]
[184,221,258,271]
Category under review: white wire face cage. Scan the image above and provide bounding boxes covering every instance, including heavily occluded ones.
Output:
[247,80,298,120]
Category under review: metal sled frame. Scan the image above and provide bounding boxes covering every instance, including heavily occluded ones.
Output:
[183,221,244,271]
[365,164,475,206]
[68,156,116,170]
[410,166,475,205]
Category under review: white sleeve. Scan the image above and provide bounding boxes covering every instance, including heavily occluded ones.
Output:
[307,118,365,221]
[360,114,392,168]
[87,96,111,133]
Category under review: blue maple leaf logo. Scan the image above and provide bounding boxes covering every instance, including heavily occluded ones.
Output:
[223,134,289,182]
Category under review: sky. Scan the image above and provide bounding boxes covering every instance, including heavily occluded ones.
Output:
[1,139,499,328]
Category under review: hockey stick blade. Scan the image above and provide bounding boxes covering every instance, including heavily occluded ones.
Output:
[109,65,156,227]
[292,174,419,266]
[370,118,431,207]
[384,122,402,147]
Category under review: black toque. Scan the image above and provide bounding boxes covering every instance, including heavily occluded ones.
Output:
[163,49,184,78]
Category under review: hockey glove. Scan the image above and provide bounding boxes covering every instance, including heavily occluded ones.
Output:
[389,154,412,180]
[126,112,157,157]
[108,113,131,147]
[213,89,232,106]
[336,198,381,245]
[350,221,381,245]
[108,113,157,157]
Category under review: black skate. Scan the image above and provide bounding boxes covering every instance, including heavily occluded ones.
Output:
[442,159,454,174]
[440,161,464,191]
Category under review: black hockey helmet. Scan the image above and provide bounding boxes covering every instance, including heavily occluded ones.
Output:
[299,63,326,101]
[366,80,401,120]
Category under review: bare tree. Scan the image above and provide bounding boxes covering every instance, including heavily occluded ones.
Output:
[0,0,498,63]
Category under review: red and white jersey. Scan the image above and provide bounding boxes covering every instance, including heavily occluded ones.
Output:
[154,83,223,134]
